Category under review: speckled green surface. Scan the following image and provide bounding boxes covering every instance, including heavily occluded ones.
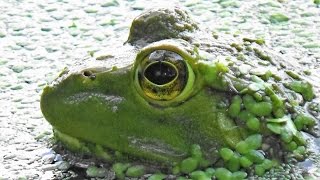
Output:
[0,0,319,179]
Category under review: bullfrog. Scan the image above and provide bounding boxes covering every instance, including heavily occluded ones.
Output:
[41,7,319,179]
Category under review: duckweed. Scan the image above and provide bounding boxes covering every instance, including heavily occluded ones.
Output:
[112,163,130,179]
[180,157,199,174]
[190,170,211,180]
[286,80,314,101]
[126,165,145,177]
[236,141,250,154]
[214,168,232,180]
[231,171,247,179]
[239,156,253,168]
[243,95,273,116]
[294,113,316,130]
[228,95,242,117]
[280,129,293,143]
[230,43,243,51]
[204,168,215,177]
[243,37,265,45]
[269,13,289,23]
[253,48,272,62]
[219,148,234,161]
[226,154,240,171]
[246,150,265,164]
[246,117,260,131]
[245,134,262,150]
[148,174,166,180]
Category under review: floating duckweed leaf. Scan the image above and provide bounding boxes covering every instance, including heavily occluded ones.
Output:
[253,92,263,101]
[92,144,112,161]
[280,129,293,143]
[253,48,272,62]
[148,173,166,180]
[232,171,247,179]
[246,117,260,131]
[255,164,265,176]
[172,165,180,175]
[250,67,268,76]
[246,150,265,164]
[112,163,130,179]
[270,13,289,23]
[215,168,232,180]
[228,95,242,117]
[126,165,145,178]
[180,157,198,174]
[267,123,282,134]
[226,154,240,172]
[205,168,215,177]
[238,110,254,122]
[251,75,265,84]
[230,43,243,51]
[287,80,314,101]
[248,83,262,92]
[294,146,306,155]
[243,37,265,45]
[240,156,253,168]
[293,131,306,145]
[251,102,273,116]
[86,166,107,178]
[245,134,262,150]
[286,141,298,151]
[236,141,250,154]
[243,94,273,116]
[261,159,274,170]
[294,114,316,130]
[190,171,210,180]
[266,116,288,123]
[219,148,234,161]
[285,70,301,80]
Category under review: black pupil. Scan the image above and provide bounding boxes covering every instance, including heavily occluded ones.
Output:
[144,62,177,85]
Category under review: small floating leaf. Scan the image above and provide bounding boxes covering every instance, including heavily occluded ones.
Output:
[240,156,253,168]
[270,13,289,23]
[236,141,250,154]
[267,123,282,134]
[226,154,240,172]
[180,157,198,174]
[126,165,145,178]
[266,116,289,123]
[245,134,262,150]
[215,168,232,180]
[219,148,234,161]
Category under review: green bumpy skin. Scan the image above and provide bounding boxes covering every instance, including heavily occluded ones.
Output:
[40,7,319,179]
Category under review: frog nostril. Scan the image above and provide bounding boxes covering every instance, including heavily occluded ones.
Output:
[83,70,96,80]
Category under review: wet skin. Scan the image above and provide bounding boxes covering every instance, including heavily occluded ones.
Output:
[40,7,318,169]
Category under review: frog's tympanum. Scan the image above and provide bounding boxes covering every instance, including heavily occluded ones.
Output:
[41,7,319,179]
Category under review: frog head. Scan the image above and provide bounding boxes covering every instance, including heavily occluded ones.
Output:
[41,8,243,164]
[41,8,317,172]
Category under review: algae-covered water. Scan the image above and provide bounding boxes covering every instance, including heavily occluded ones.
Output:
[0,0,319,179]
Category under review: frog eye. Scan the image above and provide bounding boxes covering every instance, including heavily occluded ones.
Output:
[135,50,194,104]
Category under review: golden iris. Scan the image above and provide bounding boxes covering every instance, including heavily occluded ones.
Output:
[136,50,188,101]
